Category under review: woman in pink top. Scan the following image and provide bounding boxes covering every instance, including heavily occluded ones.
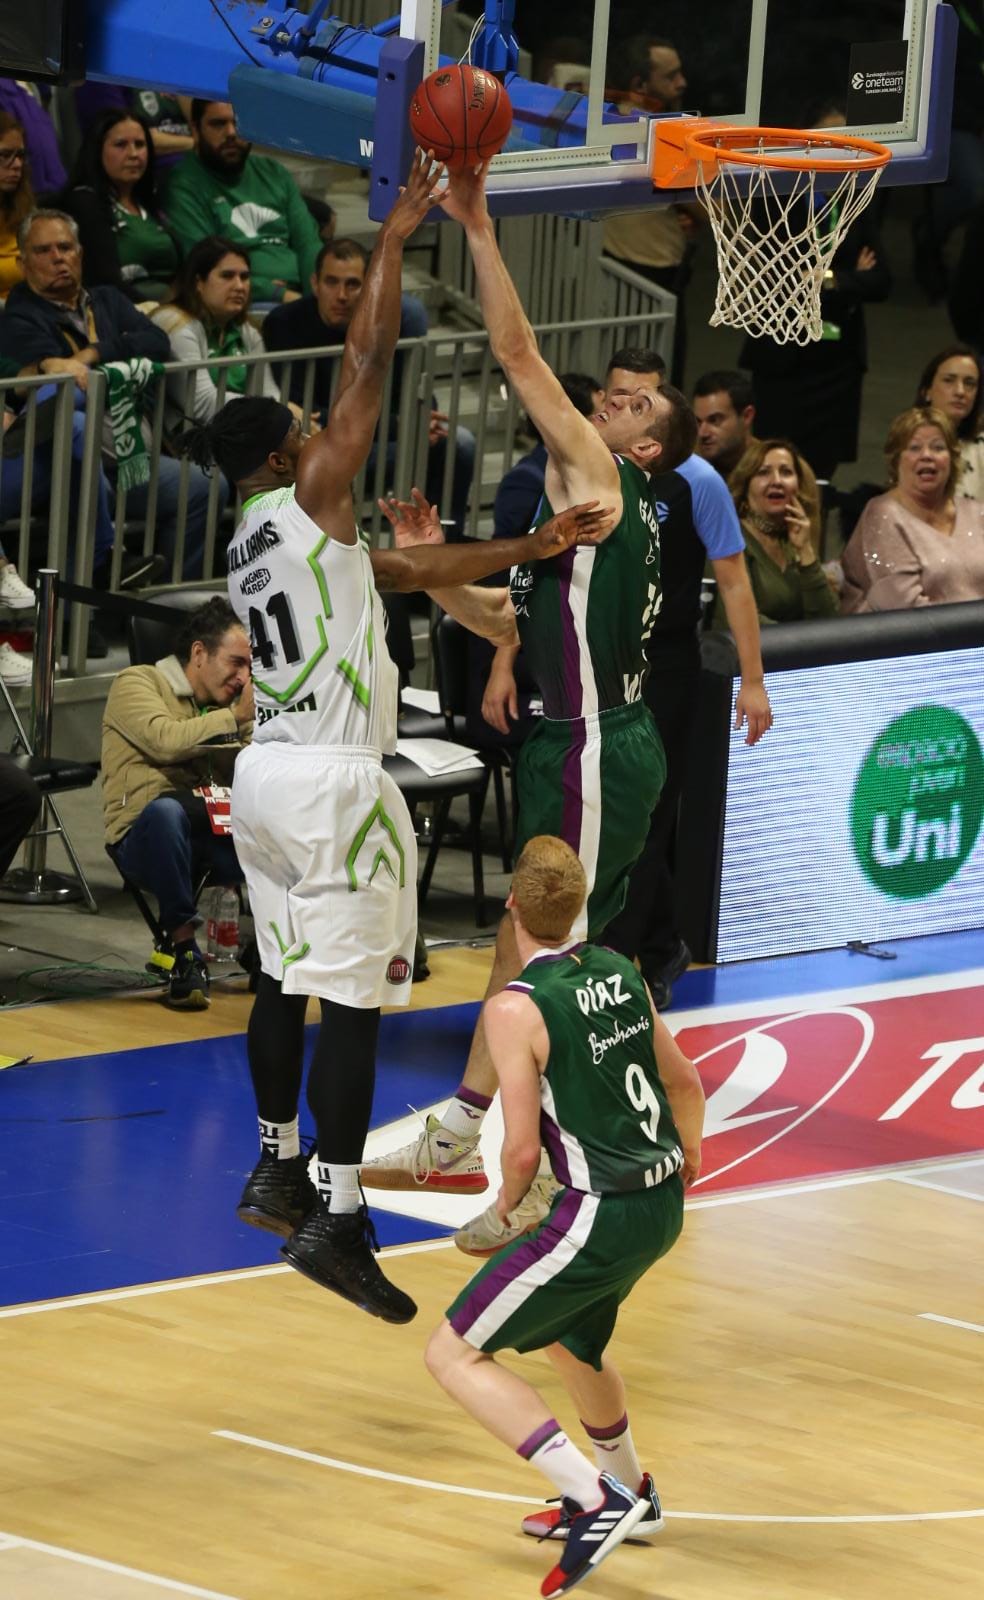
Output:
[841,406,984,612]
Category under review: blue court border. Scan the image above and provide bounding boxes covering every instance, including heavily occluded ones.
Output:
[1,926,981,1307]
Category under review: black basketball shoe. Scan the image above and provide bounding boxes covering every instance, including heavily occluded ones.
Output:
[237,1149,318,1238]
[167,948,210,1010]
[281,1201,418,1324]
[642,939,692,1012]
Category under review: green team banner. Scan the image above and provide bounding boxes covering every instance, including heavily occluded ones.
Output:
[716,648,984,961]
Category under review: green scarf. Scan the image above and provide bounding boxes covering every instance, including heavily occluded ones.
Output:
[207,321,248,396]
[101,358,163,491]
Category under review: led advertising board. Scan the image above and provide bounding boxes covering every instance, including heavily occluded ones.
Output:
[716,644,984,961]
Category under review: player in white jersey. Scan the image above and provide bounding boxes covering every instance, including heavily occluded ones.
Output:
[175,152,612,1325]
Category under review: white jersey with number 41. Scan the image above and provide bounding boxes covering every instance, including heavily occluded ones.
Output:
[226,486,398,754]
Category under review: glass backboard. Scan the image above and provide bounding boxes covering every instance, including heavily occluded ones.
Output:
[385,0,956,214]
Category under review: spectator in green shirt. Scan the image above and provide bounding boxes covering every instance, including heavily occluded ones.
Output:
[164,101,321,307]
[62,108,179,304]
[716,438,838,626]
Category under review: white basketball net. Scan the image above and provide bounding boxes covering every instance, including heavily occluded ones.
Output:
[694,151,886,345]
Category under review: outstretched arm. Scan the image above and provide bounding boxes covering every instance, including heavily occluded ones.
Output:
[372,501,613,594]
[440,165,619,515]
[294,152,446,537]
[373,491,614,640]
[711,553,772,746]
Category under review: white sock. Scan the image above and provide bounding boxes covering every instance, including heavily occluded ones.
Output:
[316,1161,361,1215]
[582,1414,642,1491]
[258,1116,300,1160]
[441,1088,491,1141]
[518,1421,603,1510]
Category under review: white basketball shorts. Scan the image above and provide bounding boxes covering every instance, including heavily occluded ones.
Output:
[231,742,417,1008]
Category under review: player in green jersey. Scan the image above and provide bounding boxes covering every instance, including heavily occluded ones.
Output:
[362,164,697,1247]
[425,835,705,1599]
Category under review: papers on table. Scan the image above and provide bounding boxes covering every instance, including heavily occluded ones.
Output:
[400,687,441,713]
[394,738,484,775]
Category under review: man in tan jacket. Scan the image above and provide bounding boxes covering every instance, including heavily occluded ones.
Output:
[102,596,253,1009]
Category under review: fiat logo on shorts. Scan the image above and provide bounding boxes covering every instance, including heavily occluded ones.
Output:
[387,956,411,983]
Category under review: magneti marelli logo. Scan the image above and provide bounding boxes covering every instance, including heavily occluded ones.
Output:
[851,706,984,898]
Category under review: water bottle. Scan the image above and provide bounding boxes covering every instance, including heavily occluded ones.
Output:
[212,887,240,964]
[203,886,220,960]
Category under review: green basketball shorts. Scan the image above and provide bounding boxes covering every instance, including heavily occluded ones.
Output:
[514,700,665,939]
[447,1177,684,1370]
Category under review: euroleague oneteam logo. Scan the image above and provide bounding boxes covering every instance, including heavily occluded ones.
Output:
[850,705,984,899]
[692,1005,873,1185]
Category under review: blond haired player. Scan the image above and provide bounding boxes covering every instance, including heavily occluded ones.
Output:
[425,835,704,1597]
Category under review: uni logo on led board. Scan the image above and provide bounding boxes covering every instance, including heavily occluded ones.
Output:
[851,706,984,899]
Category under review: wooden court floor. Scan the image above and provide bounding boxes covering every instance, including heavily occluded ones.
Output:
[1,943,495,1064]
[3,1162,982,1600]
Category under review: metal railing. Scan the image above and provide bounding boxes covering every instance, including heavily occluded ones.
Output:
[0,372,83,591]
[436,213,677,337]
[0,299,674,679]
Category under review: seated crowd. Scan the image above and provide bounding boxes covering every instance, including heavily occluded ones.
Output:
[0,80,479,684]
[689,360,984,625]
[0,71,982,698]
[0,69,981,1043]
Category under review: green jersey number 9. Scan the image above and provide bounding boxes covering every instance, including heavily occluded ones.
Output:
[624,1061,662,1144]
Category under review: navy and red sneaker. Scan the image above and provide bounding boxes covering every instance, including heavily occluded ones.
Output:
[523,1472,663,1542]
[539,1473,647,1597]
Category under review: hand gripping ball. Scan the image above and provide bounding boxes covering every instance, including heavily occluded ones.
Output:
[409,64,513,171]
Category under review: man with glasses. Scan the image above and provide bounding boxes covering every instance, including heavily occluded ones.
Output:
[0,209,220,579]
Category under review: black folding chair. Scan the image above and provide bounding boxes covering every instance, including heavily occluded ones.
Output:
[382,749,492,927]
[433,610,515,873]
[126,583,225,666]
[0,677,99,912]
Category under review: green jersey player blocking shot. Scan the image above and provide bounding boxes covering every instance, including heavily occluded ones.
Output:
[176,152,612,1327]
[425,834,705,1599]
[362,159,698,1254]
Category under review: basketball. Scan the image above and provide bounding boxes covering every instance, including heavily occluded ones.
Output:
[408,64,513,171]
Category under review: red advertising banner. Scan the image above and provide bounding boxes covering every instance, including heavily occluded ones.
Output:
[678,983,984,1193]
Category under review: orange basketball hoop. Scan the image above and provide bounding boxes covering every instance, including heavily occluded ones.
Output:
[653,121,892,345]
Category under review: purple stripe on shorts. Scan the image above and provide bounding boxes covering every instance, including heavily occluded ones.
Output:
[540,1110,573,1188]
[449,1188,585,1340]
[456,1084,493,1112]
[517,1419,562,1460]
[560,718,586,854]
[583,1414,628,1442]
[557,548,582,720]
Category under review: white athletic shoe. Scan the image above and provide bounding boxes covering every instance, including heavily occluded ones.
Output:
[453,1172,563,1257]
[360,1113,488,1195]
[0,642,32,685]
[0,563,34,609]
